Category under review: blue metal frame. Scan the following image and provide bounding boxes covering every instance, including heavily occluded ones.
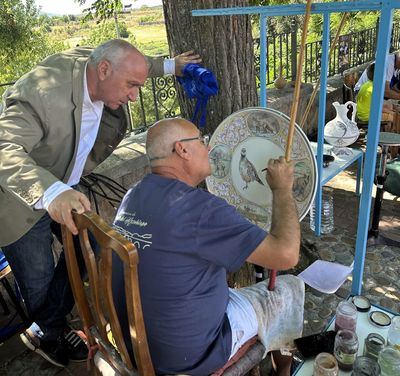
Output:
[193,1,400,295]
[314,13,331,236]
[259,15,267,106]
[310,142,363,194]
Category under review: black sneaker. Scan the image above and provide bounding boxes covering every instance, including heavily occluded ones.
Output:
[20,330,69,367]
[62,327,88,362]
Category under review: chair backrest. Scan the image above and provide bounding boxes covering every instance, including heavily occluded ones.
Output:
[61,211,155,376]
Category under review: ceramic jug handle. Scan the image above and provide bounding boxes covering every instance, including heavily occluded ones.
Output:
[346,101,357,123]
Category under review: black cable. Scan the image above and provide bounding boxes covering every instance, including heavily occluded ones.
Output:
[79,173,128,214]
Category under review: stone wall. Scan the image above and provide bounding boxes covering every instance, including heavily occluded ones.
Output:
[267,75,346,136]
[90,73,355,223]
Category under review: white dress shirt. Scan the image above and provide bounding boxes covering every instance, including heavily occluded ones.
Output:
[34,64,103,210]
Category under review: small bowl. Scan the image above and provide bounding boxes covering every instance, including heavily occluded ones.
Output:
[323,154,335,168]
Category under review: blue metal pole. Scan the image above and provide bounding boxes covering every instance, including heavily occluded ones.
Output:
[314,13,331,236]
[260,15,267,107]
[351,3,394,295]
[192,1,385,18]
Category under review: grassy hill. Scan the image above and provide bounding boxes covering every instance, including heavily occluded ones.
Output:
[50,5,169,56]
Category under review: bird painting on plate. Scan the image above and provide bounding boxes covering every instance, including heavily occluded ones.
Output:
[239,148,264,189]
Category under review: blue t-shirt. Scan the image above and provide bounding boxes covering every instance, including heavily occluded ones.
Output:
[112,174,266,375]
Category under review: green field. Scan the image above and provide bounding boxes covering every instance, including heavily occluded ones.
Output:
[54,6,169,56]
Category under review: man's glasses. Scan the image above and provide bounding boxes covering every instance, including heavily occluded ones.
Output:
[172,135,210,152]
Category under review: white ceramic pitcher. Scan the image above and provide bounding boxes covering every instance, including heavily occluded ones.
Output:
[324,101,360,147]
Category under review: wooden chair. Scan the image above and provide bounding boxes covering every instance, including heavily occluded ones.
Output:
[61,211,154,376]
[62,211,265,376]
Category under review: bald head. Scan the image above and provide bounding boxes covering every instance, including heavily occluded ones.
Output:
[146,118,197,165]
[146,118,211,186]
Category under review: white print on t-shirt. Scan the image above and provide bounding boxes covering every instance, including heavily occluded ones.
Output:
[113,224,153,250]
[115,212,148,227]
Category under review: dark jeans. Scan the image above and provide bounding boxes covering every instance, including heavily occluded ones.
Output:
[2,213,83,341]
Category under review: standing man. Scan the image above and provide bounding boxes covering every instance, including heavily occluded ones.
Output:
[0,39,200,367]
[112,118,305,376]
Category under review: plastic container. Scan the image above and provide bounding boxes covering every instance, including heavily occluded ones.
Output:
[378,346,400,376]
[297,260,353,294]
[387,315,400,351]
[335,301,357,332]
[310,189,334,234]
[334,329,359,371]
[314,352,339,376]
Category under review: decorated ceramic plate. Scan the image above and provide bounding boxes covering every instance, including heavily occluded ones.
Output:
[206,107,317,231]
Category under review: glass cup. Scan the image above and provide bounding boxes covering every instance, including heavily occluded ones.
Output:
[334,329,359,371]
[378,346,400,376]
[352,355,380,376]
[387,316,400,351]
[335,301,357,332]
[314,352,339,376]
[363,332,385,360]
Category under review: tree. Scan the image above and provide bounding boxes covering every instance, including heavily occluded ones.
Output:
[0,0,65,96]
[82,20,131,46]
[0,0,40,56]
[162,0,258,135]
[76,0,125,38]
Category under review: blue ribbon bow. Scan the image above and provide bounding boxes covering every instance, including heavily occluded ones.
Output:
[177,64,218,128]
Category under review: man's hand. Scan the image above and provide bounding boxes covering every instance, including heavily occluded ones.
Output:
[265,156,295,192]
[48,190,91,235]
[174,50,202,76]
[247,156,299,270]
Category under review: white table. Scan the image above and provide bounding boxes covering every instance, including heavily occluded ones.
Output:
[293,304,397,375]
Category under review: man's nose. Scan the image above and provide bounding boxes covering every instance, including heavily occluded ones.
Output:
[128,87,139,102]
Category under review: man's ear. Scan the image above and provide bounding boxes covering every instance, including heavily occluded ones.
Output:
[174,142,191,161]
[97,59,112,81]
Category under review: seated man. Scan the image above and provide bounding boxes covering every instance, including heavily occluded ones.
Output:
[357,62,395,124]
[355,52,400,100]
[112,118,304,375]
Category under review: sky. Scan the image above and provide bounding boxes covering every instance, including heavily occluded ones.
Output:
[35,0,162,15]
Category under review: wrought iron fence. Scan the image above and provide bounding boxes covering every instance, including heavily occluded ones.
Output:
[1,22,399,134]
[254,29,298,85]
[128,70,181,133]
[254,21,400,85]
[303,26,379,83]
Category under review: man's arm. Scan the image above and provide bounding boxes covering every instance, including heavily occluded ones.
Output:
[47,190,90,235]
[246,157,300,270]
[0,95,90,234]
[146,51,202,78]
[173,51,202,76]
[384,81,400,100]
[0,98,58,207]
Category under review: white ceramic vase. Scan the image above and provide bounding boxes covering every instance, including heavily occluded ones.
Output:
[324,101,359,148]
